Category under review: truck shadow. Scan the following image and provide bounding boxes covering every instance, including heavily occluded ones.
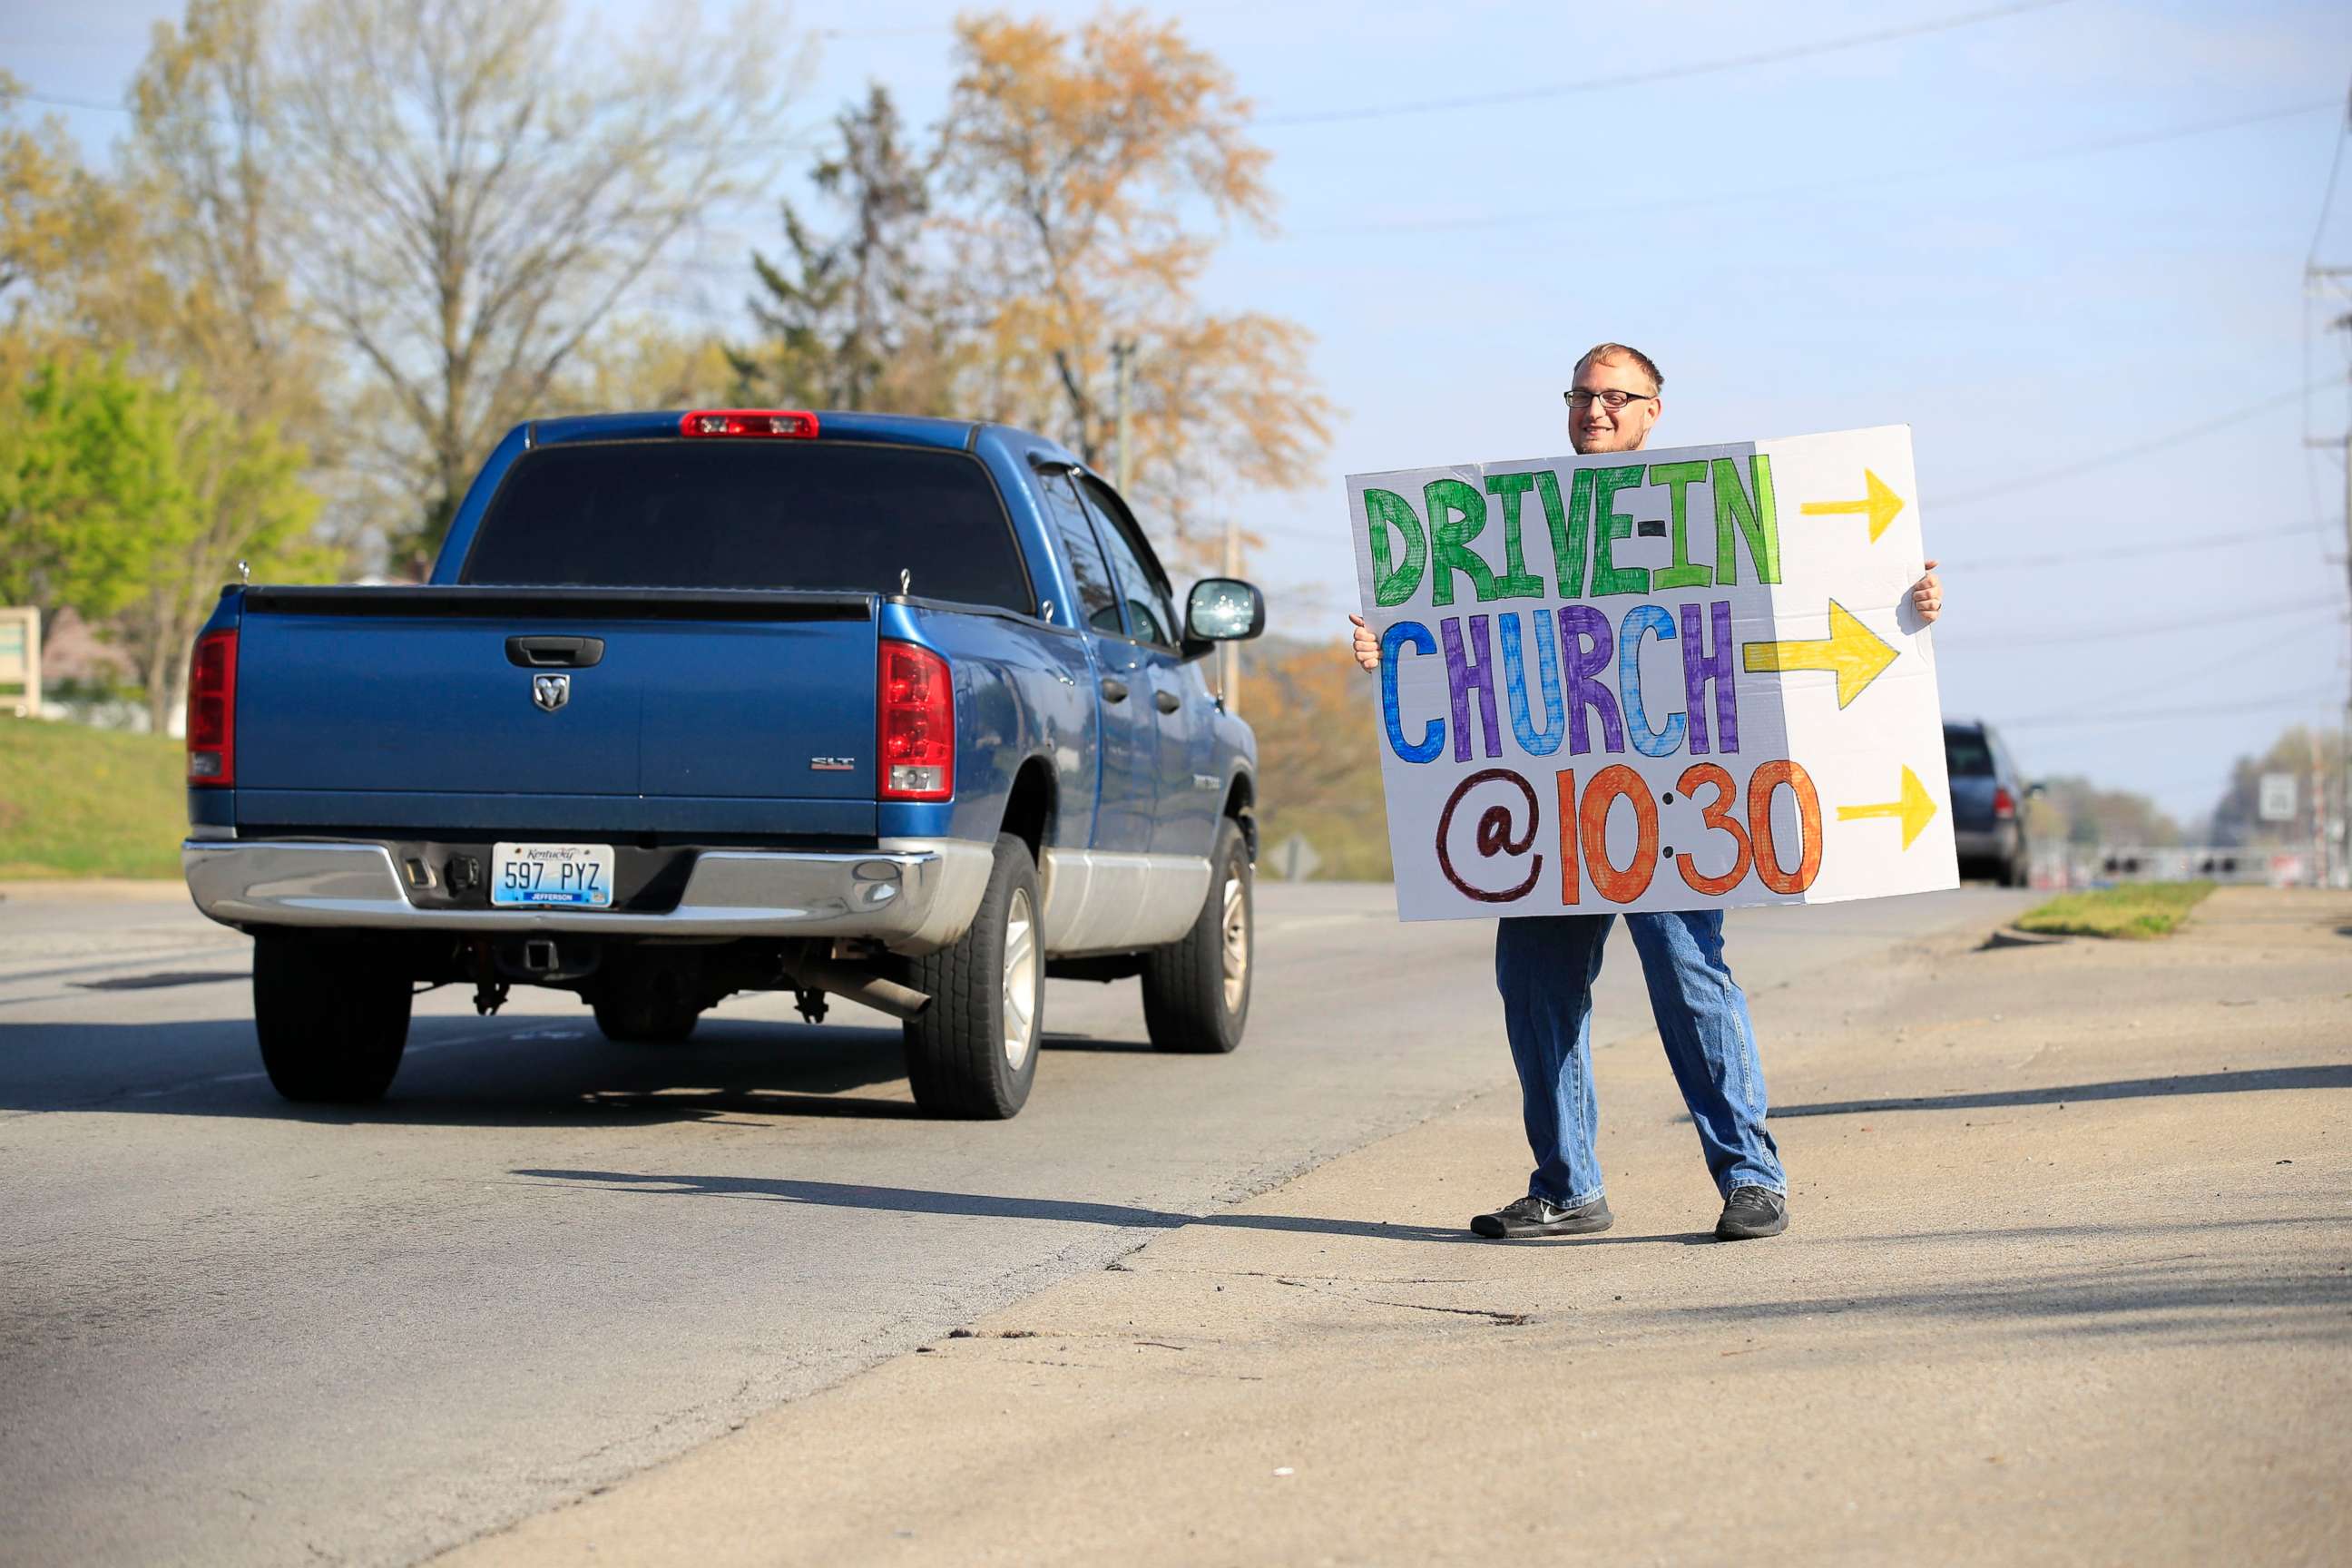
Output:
[0,1014,931,1126]
[505,1167,1679,1248]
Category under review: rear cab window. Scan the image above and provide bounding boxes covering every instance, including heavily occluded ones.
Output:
[462,440,1034,612]
[1944,728,1994,777]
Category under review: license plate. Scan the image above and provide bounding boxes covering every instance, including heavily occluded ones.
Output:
[490,842,615,908]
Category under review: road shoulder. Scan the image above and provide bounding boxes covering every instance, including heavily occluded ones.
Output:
[437,889,2352,1566]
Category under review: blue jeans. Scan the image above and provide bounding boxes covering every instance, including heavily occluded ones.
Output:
[1494,911,1784,1208]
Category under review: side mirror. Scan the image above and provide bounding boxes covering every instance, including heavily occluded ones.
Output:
[2025,779,2046,799]
[1181,577,1265,660]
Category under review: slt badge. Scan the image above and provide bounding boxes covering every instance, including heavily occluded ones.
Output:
[532,673,571,712]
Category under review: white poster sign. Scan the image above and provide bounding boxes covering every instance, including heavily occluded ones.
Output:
[2257,773,2296,824]
[1348,426,1956,920]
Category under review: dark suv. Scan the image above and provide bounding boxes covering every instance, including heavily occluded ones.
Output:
[1944,719,2031,887]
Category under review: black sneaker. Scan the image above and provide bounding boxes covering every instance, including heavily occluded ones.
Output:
[1470,1193,1614,1240]
[1714,1185,1788,1240]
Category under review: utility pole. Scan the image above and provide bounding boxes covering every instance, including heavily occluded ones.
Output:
[2308,82,2352,884]
[2322,290,2352,888]
[1109,338,1138,495]
[2339,397,2351,886]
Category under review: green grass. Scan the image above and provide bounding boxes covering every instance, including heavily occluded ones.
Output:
[0,720,187,878]
[2014,880,2215,940]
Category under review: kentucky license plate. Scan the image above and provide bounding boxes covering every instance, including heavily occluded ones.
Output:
[490,842,615,908]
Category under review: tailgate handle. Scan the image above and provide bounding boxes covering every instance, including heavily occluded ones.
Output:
[1100,677,1130,703]
[505,635,605,669]
[1153,689,1181,714]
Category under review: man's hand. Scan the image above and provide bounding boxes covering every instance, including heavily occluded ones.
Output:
[1910,561,1944,626]
[1348,612,1379,671]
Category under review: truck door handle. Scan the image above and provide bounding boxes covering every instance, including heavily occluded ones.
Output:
[1154,689,1181,714]
[1100,678,1130,702]
[506,635,605,669]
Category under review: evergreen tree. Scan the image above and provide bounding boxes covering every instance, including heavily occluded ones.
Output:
[731,84,951,413]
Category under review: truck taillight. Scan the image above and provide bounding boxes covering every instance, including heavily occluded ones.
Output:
[1993,786,2015,819]
[679,408,819,438]
[186,628,238,786]
[878,641,953,801]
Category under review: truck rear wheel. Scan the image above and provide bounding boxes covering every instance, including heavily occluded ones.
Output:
[900,833,1042,1119]
[252,935,412,1102]
[1142,816,1251,1054]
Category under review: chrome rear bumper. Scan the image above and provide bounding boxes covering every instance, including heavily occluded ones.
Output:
[182,838,996,953]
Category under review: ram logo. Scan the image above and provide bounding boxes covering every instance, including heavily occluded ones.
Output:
[531,674,571,712]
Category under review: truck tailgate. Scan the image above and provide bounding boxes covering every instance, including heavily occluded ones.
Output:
[233,587,878,834]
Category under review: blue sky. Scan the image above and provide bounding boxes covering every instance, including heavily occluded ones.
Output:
[9,0,2352,827]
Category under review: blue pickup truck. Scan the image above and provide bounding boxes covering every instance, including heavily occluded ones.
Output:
[181,408,1266,1118]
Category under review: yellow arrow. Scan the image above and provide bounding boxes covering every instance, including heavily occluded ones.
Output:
[1799,468,1906,542]
[1740,601,1898,709]
[1837,765,1939,849]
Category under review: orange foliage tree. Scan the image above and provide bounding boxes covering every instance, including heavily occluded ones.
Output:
[1240,639,1394,881]
[938,10,1330,569]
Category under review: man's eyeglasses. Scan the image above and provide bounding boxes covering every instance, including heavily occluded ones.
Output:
[1563,387,1657,412]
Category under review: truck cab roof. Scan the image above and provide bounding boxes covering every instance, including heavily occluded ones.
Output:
[524,410,1081,469]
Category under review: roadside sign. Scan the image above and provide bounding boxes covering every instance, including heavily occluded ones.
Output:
[0,607,40,719]
[2257,772,2296,823]
[1271,833,1321,882]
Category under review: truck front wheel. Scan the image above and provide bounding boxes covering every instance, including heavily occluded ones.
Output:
[1141,816,1252,1054]
[900,833,1043,1119]
[252,935,413,1102]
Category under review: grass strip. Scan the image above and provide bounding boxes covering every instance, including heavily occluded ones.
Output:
[2013,880,2215,940]
[0,720,186,878]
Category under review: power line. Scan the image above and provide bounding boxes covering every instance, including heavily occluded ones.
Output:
[1936,595,2347,650]
[1257,0,2077,128]
[1937,380,2331,508]
[2006,650,2321,726]
[1940,518,2335,575]
[1290,97,2336,240]
[2002,682,2347,730]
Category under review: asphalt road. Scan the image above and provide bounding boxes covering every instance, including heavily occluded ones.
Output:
[0,880,2032,1567]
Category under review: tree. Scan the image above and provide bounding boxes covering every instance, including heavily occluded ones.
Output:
[2207,726,2347,847]
[556,316,736,412]
[1240,636,1393,880]
[271,0,802,565]
[2030,775,2181,849]
[117,1,332,438]
[0,356,188,626]
[936,11,1329,564]
[0,78,135,357]
[0,353,326,729]
[120,387,329,731]
[730,84,959,414]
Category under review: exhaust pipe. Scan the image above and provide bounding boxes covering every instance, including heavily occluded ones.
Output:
[786,956,931,1021]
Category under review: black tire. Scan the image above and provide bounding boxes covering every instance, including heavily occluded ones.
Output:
[1999,840,2030,888]
[1142,816,1251,1054]
[901,833,1043,1119]
[252,934,412,1103]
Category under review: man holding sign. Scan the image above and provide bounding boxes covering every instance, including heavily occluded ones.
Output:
[1347,343,1945,1241]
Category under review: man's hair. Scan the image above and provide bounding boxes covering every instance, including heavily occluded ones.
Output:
[1574,341,1663,392]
